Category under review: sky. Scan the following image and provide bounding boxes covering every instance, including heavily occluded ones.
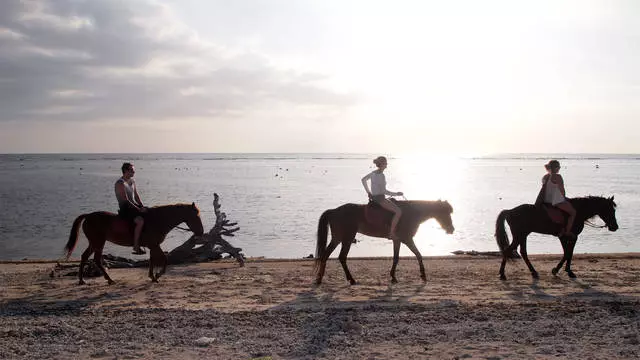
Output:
[0,0,638,154]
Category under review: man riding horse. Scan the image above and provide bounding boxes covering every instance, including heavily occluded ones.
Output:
[115,162,147,254]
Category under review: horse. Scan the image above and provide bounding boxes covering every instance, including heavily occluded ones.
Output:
[495,196,618,280]
[314,199,455,285]
[65,202,205,285]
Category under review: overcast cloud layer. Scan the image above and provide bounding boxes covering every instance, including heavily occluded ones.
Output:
[0,0,355,123]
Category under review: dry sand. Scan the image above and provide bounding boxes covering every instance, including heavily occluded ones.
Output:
[1,253,639,359]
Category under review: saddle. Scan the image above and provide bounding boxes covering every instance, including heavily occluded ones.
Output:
[540,203,568,225]
[364,199,394,231]
[112,216,135,235]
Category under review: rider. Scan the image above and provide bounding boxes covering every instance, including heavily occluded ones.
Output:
[361,156,404,240]
[541,159,576,238]
[115,162,147,254]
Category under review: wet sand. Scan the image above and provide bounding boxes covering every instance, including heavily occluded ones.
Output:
[1,253,639,359]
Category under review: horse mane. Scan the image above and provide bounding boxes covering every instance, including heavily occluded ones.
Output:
[402,199,453,215]
[148,203,200,217]
[570,195,616,208]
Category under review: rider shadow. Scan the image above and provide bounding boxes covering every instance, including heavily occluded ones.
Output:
[269,282,434,358]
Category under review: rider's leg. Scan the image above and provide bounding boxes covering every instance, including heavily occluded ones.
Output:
[556,201,576,235]
[132,216,145,254]
[378,199,402,239]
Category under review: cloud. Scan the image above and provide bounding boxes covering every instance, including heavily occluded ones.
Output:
[0,0,356,122]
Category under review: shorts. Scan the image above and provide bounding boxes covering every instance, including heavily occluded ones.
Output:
[371,194,386,204]
[118,205,143,222]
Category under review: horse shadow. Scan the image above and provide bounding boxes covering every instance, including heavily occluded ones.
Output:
[0,292,117,317]
[266,282,436,358]
[500,276,639,307]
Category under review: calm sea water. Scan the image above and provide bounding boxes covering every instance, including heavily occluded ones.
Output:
[0,153,638,261]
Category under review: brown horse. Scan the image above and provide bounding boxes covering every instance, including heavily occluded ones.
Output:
[65,203,205,285]
[314,199,455,285]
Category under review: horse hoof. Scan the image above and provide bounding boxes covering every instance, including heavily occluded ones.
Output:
[349,280,358,285]
[499,275,507,281]
[567,271,577,278]
[531,272,539,279]
[552,268,559,276]
[78,280,86,286]
[107,280,115,285]
[391,278,398,284]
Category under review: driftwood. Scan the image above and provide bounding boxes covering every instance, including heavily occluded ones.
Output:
[55,193,245,278]
[451,250,519,258]
[167,193,245,265]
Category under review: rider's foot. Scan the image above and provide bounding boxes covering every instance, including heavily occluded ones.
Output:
[132,248,146,255]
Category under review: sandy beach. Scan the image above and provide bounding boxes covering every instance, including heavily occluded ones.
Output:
[1,253,639,359]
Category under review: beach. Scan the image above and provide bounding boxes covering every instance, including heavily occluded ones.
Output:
[1,254,639,359]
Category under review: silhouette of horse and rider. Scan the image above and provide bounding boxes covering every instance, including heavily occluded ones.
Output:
[65,158,619,285]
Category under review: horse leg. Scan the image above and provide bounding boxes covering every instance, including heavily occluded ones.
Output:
[499,238,519,281]
[390,239,401,284]
[404,238,426,282]
[92,246,114,285]
[337,239,356,285]
[564,236,578,278]
[78,246,94,285]
[148,248,157,282]
[518,236,538,279]
[153,246,168,280]
[315,238,341,285]
[552,237,569,276]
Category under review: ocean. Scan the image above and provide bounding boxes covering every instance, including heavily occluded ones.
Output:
[0,153,638,261]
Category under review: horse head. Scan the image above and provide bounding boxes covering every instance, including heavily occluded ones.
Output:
[594,196,619,232]
[436,200,455,234]
[413,200,454,234]
[185,202,205,236]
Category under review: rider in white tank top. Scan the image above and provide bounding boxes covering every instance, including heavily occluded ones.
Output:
[541,160,577,238]
[544,175,565,206]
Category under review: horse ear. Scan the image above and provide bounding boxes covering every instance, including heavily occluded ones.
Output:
[610,196,614,201]
[191,202,195,208]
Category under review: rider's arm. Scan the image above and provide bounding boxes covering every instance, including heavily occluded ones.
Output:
[115,182,142,210]
[361,172,373,196]
[132,180,144,207]
[557,174,566,196]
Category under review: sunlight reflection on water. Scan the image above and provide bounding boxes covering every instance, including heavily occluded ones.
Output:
[0,153,638,260]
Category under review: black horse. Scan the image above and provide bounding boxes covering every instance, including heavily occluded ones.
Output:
[495,196,618,280]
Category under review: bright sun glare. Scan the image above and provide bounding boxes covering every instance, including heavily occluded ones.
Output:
[392,155,468,255]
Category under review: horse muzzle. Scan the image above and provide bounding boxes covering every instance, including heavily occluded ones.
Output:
[608,224,619,232]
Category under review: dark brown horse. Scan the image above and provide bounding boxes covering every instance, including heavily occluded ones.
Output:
[65,203,204,285]
[314,199,455,285]
[496,196,618,280]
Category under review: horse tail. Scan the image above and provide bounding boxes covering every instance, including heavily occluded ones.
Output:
[65,214,87,260]
[314,209,332,273]
[495,210,517,259]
